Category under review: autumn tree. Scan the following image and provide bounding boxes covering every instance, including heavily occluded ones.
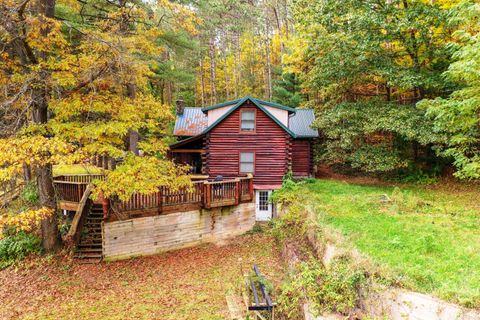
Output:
[0,0,197,250]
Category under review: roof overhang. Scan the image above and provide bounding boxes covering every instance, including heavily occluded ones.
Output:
[169,134,205,149]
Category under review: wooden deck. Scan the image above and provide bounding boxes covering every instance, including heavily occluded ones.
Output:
[54,174,254,221]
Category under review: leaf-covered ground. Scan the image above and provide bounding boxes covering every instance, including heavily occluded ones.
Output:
[0,233,282,320]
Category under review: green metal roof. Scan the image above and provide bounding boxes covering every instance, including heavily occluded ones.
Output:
[201,96,296,113]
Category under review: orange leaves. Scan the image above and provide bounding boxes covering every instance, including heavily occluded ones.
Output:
[26,16,67,58]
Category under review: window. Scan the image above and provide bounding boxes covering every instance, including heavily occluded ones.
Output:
[240,110,255,131]
[258,191,269,211]
[239,152,254,173]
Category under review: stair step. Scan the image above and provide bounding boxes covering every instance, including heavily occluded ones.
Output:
[84,224,102,228]
[75,247,103,254]
[78,243,102,248]
[83,234,102,238]
[84,227,102,231]
[82,235,102,239]
[79,244,102,248]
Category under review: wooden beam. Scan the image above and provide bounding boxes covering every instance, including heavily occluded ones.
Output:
[57,200,79,211]
[170,149,206,153]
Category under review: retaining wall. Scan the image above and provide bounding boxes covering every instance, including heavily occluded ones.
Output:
[103,202,255,261]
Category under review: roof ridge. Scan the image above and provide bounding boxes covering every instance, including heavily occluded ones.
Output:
[200,96,296,113]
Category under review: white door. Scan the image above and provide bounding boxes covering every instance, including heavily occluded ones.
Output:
[255,190,272,221]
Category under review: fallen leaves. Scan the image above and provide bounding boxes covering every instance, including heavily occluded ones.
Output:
[0,233,283,320]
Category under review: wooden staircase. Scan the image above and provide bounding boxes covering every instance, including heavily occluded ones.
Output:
[74,204,104,264]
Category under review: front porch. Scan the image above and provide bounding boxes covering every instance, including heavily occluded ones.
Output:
[168,135,206,175]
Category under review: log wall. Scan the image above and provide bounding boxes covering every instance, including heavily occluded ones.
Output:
[103,202,255,261]
[292,139,312,177]
[205,102,288,187]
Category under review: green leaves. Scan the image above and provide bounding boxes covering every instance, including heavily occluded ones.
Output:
[419,0,480,180]
[315,100,444,173]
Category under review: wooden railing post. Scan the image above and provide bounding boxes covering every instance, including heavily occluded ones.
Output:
[248,174,254,200]
[235,179,240,205]
[77,184,82,202]
[157,188,163,214]
[205,183,211,209]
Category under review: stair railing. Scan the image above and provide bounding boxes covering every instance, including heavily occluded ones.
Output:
[64,184,94,248]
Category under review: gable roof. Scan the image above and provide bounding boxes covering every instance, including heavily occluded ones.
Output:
[202,96,297,137]
[172,96,318,139]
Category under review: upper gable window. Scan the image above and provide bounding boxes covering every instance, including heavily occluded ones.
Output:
[240,110,255,132]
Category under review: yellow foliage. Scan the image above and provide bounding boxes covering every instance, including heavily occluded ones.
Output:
[0,207,53,239]
[93,155,192,201]
[0,136,76,182]
[0,0,198,193]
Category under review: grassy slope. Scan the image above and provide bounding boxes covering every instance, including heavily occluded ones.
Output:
[0,233,282,320]
[302,179,480,307]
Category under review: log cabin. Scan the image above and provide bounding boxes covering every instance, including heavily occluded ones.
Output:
[169,96,318,221]
[52,96,317,262]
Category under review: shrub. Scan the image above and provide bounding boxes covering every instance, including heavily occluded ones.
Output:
[0,232,42,268]
[278,257,366,317]
[21,182,40,205]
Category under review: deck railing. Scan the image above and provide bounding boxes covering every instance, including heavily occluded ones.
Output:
[54,175,254,218]
[54,174,106,183]
[54,181,88,203]
[114,181,205,213]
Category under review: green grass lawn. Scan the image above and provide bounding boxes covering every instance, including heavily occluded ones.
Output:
[298,179,480,307]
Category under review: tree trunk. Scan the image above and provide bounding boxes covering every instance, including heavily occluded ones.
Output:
[32,89,60,250]
[234,31,241,98]
[209,36,217,104]
[266,39,272,100]
[126,83,139,155]
[199,58,206,106]
[23,163,32,182]
[233,39,238,98]
[273,5,285,64]
[224,53,229,100]
[35,0,61,251]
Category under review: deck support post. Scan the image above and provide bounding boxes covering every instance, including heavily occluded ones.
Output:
[205,183,212,209]
[248,174,254,200]
[235,179,240,205]
[157,188,163,215]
